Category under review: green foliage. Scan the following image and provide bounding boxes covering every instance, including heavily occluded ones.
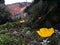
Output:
[21,27,31,33]
[25,0,60,30]
[0,0,60,45]
[0,34,20,45]
[0,21,31,45]
[24,0,60,45]
[0,21,21,29]
[0,4,12,24]
[29,1,42,17]
[0,22,60,45]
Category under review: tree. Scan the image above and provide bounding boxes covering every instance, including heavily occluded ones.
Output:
[25,0,60,30]
[23,1,60,45]
[24,0,40,13]
[0,4,12,25]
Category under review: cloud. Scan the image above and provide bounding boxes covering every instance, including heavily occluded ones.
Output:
[5,0,33,5]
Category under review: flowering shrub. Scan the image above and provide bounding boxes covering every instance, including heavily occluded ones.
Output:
[0,22,60,45]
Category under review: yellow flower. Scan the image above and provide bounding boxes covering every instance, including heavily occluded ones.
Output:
[36,28,54,38]
[20,20,25,23]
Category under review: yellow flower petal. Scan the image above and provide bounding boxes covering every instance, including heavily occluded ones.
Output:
[36,28,54,38]
[20,20,25,23]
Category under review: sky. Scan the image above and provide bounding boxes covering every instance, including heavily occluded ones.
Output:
[5,0,33,5]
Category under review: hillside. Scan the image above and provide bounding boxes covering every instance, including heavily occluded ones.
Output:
[7,2,31,15]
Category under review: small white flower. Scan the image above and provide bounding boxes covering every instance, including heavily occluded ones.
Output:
[13,31,17,34]
[43,40,47,43]
[25,31,31,35]
[55,29,58,33]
